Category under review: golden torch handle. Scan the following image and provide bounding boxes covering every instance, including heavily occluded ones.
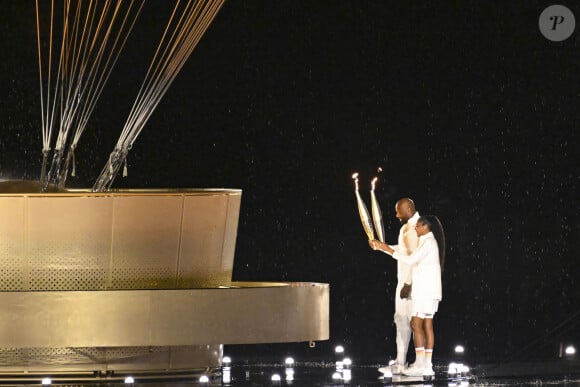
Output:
[355,190,375,240]
[371,190,385,243]
[352,172,375,240]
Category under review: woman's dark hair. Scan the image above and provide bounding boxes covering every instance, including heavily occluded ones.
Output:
[419,215,445,272]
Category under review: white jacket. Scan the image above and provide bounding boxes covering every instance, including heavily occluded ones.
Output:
[392,231,442,301]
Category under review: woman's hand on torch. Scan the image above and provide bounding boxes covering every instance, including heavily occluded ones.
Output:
[369,240,394,254]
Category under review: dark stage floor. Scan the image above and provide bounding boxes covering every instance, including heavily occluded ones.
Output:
[3,358,578,386]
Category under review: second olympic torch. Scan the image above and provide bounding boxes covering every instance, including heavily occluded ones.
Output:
[370,177,385,243]
[352,173,375,240]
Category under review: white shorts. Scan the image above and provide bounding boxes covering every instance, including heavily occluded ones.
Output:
[411,299,439,318]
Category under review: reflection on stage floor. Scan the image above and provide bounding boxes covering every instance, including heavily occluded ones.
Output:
[2,352,578,387]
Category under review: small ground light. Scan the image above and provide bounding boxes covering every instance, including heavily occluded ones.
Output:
[565,345,576,355]
[335,345,344,354]
[449,382,470,387]
[343,357,352,368]
[448,362,459,376]
[271,373,281,381]
[222,356,232,384]
[222,370,232,384]
[285,358,295,382]
[199,375,209,383]
[382,369,393,383]
[454,345,465,354]
[124,376,135,384]
[342,369,352,381]
[331,372,342,380]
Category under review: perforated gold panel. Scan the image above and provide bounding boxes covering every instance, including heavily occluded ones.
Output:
[0,189,241,291]
[0,197,25,291]
[26,196,111,290]
[0,345,222,372]
[110,196,183,289]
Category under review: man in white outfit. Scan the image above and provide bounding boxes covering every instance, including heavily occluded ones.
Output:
[376,198,420,374]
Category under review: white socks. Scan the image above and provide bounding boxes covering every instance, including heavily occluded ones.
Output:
[414,347,425,367]
[425,348,433,367]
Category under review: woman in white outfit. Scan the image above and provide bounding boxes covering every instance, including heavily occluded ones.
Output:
[369,215,445,377]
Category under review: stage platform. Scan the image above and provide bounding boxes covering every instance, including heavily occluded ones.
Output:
[0,357,576,386]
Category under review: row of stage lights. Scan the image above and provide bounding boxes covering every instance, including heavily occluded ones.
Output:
[40,376,138,385]
[34,342,577,385]
[454,343,577,359]
[35,343,466,385]
[222,344,465,385]
[332,345,353,383]
[223,345,355,385]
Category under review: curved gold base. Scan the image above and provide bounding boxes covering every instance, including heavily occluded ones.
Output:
[0,282,329,373]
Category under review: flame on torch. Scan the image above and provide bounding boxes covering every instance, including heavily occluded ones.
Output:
[351,172,359,191]
[352,172,375,240]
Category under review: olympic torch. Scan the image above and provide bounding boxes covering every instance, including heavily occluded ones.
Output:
[370,176,385,243]
[352,173,375,240]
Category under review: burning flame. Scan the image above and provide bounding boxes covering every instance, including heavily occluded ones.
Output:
[352,172,359,191]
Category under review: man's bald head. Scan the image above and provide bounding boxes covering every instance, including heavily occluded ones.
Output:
[395,197,416,224]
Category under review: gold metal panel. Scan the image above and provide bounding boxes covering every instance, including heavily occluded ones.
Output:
[26,196,112,291]
[0,345,222,373]
[221,194,241,272]
[0,282,329,348]
[178,194,241,287]
[110,196,183,289]
[0,197,25,290]
[0,189,242,291]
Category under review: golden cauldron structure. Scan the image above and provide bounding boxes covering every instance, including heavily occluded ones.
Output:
[0,181,329,378]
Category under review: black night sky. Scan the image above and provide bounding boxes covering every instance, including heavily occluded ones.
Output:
[0,1,579,365]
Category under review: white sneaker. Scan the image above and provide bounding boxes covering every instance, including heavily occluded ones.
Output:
[423,365,435,380]
[378,366,391,374]
[390,362,405,374]
[402,364,424,377]
[378,361,404,375]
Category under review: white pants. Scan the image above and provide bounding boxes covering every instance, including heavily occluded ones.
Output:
[394,283,412,365]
